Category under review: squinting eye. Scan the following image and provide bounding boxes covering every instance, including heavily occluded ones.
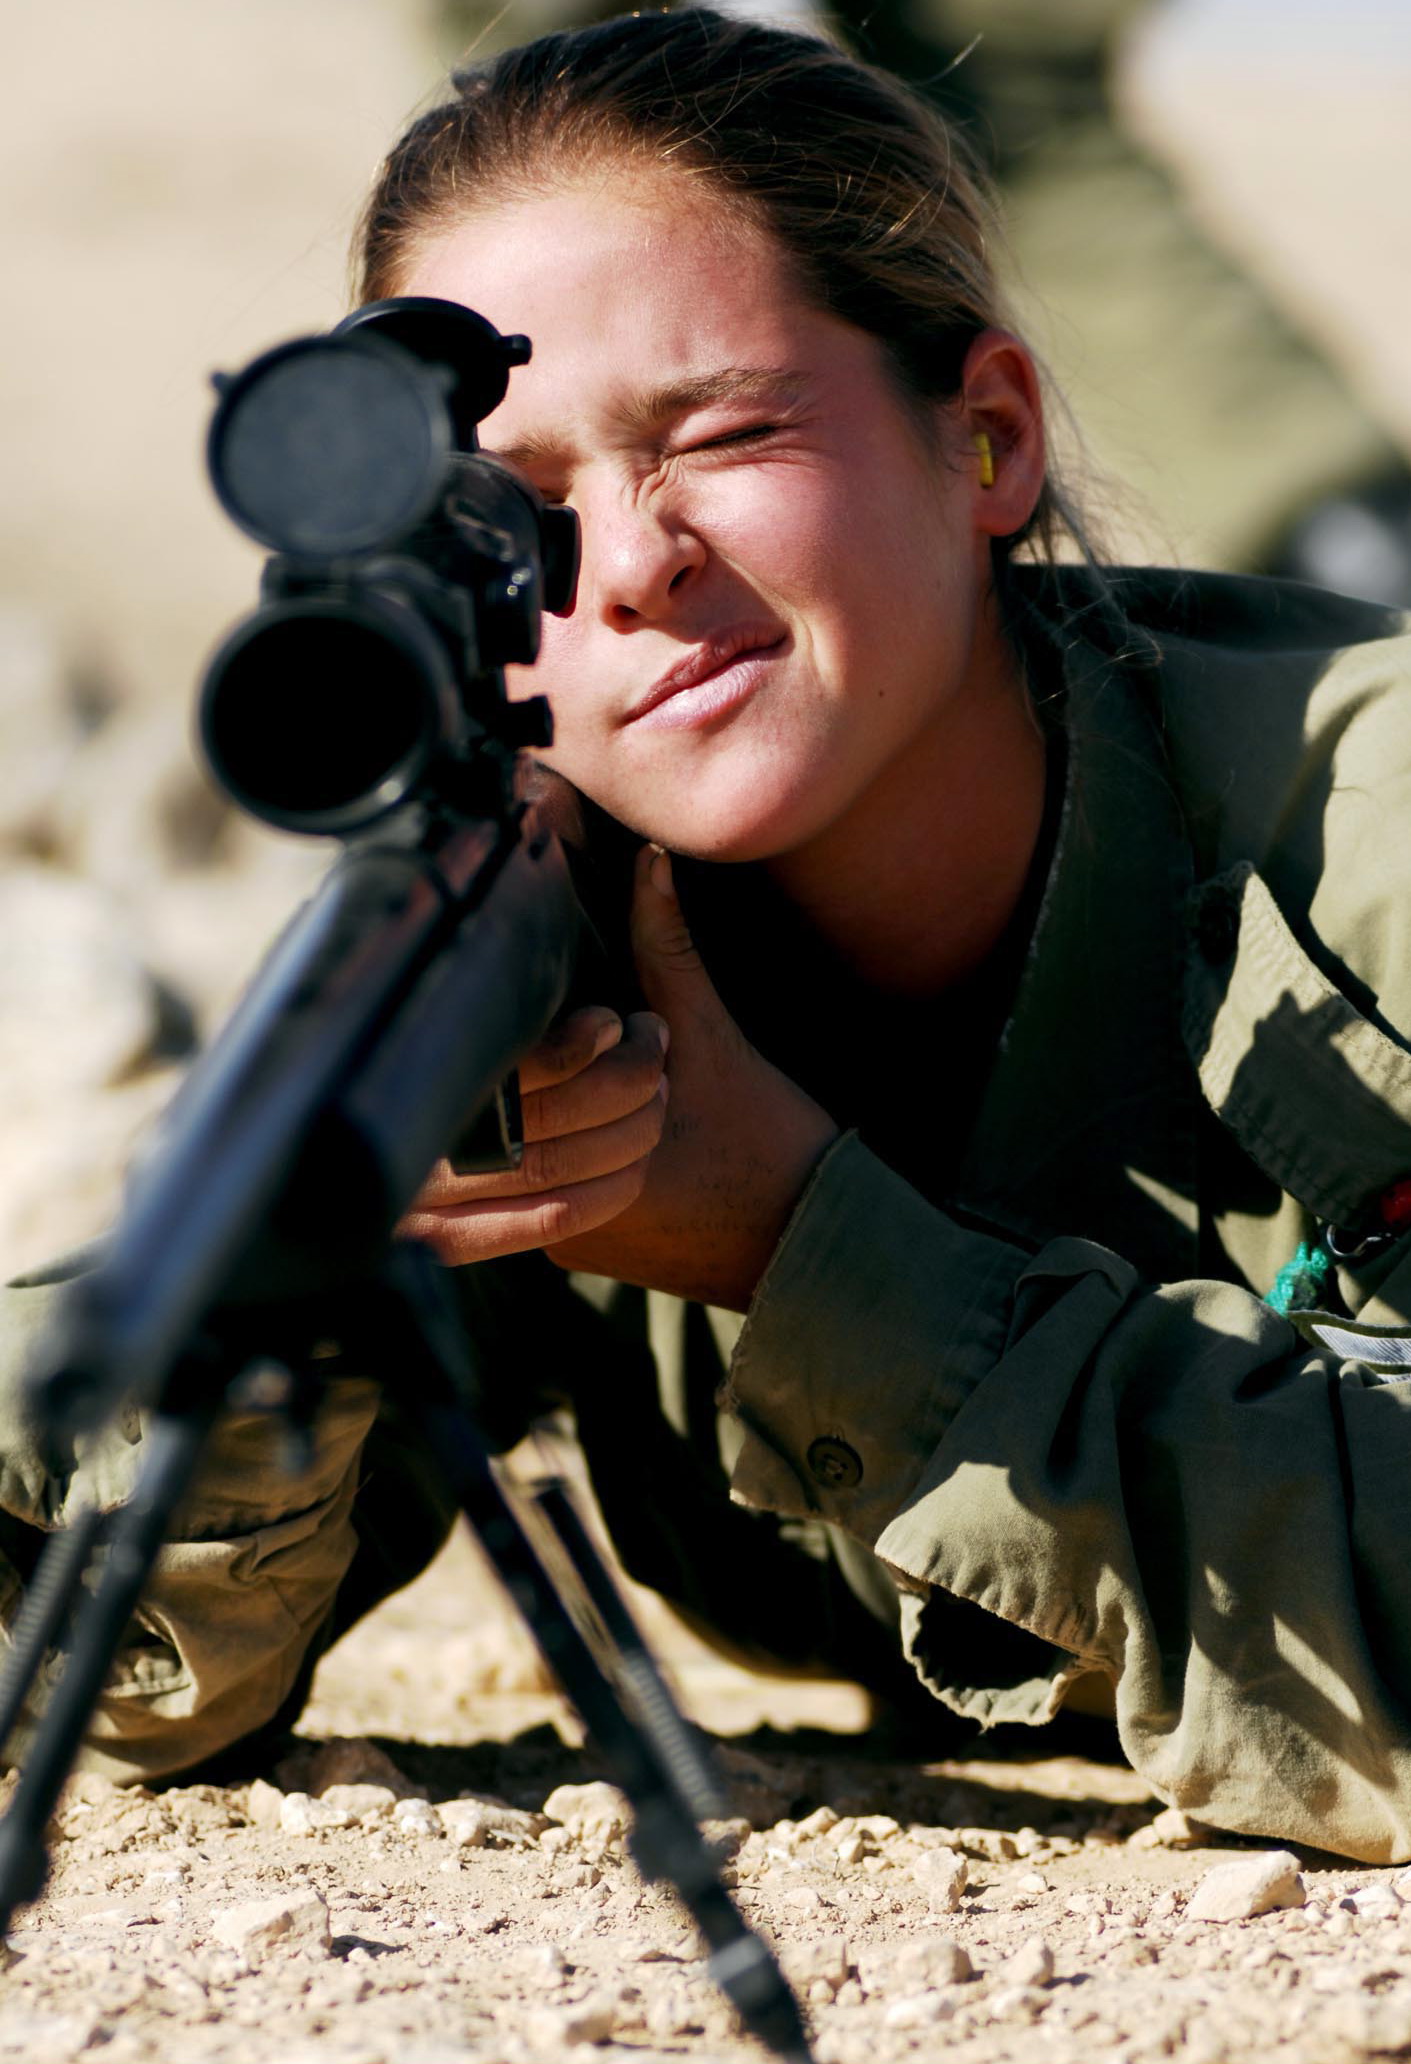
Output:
[692,424,779,452]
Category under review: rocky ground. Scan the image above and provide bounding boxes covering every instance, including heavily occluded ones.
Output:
[5,1521,1411,2064]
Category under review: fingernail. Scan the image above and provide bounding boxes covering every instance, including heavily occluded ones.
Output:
[655,1018,671,1055]
[649,847,674,898]
[591,1015,623,1059]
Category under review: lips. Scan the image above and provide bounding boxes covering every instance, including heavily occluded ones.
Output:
[624,626,787,724]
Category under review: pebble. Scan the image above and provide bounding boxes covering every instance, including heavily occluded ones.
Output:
[1185,1851,1305,1923]
[320,1785,397,1826]
[954,1827,1019,1863]
[524,1997,619,2047]
[793,1806,840,1842]
[279,1793,349,1837]
[210,1890,332,1965]
[245,1779,284,1831]
[1341,1884,1402,1920]
[851,1815,902,1846]
[910,1847,968,1913]
[530,1943,571,1982]
[882,1991,958,2030]
[998,1937,1055,1988]
[989,1985,1050,2022]
[893,1935,973,1987]
[440,1796,546,1850]
[392,1798,443,1838]
[1128,1807,1215,1851]
[541,1781,630,1854]
[786,1935,851,1994]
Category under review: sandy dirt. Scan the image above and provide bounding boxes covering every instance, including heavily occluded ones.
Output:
[4,1521,1411,2064]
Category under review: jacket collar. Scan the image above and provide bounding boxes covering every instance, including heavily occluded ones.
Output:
[951,592,1201,1279]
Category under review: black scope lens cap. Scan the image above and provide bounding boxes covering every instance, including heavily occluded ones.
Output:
[209,332,453,557]
[334,297,530,449]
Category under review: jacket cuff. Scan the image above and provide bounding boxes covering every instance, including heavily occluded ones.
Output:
[724,1132,1027,1549]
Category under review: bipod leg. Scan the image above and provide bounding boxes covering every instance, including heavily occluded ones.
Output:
[0,1400,216,1934]
[0,1504,110,1764]
[379,1245,814,2064]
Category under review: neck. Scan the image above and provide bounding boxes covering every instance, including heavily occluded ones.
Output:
[763,616,1049,998]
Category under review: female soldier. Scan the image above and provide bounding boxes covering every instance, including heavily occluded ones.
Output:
[7,7,1411,1862]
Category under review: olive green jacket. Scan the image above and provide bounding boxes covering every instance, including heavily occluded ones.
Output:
[6,568,1411,1863]
[716,568,1411,1861]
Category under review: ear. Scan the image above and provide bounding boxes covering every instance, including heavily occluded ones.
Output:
[956,329,1047,541]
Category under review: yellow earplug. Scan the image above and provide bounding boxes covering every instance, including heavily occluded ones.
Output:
[974,430,995,489]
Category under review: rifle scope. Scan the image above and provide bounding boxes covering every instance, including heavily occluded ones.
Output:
[199,298,579,837]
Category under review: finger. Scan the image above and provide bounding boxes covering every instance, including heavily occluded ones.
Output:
[411,1074,668,1208]
[630,846,731,1031]
[401,1157,653,1266]
[522,1009,669,1141]
[517,1005,624,1094]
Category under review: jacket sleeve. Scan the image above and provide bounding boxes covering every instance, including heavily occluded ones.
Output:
[724,1130,1411,1864]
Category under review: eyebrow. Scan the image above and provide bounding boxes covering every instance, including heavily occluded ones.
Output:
[488,365,810,470]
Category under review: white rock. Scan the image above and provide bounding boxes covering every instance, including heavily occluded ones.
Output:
[911,1846,968,1913]
[954,1827,1019,1862]
[210,1890,331,1964]
[524,1994,621,2046]
[999,1937,1055,1988]
[441,1794,547,1849]
[786,1935,851,1993]
[320,1783,396,1825]
[1185,1850,1305,1922]
[279,1791,349,1836]
[883,1992,958,2030]
[541,1780,630,1853]
[1342,1883,1402,1919]
[835,1834,869,1868]
[1150,1807,1216,1849]
[894,1936,973,1987]
[990,1985,1050,2021]
[793,1805,840,1841]
[393,1797,443,1838]
[852,1815,902,1846]
[245,1778,284,1831]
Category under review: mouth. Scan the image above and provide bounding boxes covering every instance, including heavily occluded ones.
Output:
[624,627,788,727]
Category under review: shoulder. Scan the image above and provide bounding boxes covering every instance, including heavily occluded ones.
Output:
[1029,563,1411,1043]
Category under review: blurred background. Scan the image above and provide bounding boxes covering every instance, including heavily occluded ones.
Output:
[3,0,1410,1277]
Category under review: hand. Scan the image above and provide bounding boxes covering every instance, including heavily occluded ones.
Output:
[399,1004,671,1264]
[542,848,840,1311]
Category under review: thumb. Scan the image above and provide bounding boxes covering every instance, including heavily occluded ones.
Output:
[630,845,728,1028]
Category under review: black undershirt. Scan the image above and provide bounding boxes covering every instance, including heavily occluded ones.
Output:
[569,675,1067,1203]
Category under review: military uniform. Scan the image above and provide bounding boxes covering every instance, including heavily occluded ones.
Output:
[7,567,1411,1862]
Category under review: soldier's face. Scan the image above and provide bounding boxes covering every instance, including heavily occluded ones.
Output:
[402,173,997,863]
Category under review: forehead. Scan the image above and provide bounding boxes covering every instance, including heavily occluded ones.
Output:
[398,174,818,438]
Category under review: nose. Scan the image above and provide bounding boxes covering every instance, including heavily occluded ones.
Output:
[582,483,706,627]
